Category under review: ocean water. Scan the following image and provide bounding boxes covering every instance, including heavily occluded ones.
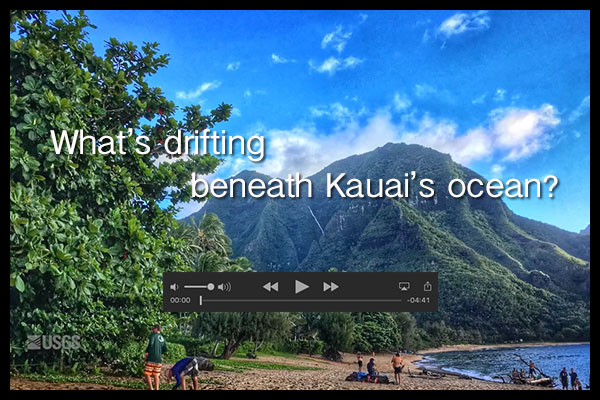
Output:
[416,344,590,389]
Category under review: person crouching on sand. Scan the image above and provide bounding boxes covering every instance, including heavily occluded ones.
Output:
[391,352,404,385]
[168,357,214,390]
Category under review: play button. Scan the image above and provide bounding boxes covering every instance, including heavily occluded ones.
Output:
[295,280,309,294]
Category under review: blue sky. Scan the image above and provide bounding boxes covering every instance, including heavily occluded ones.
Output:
[53,10,589,232]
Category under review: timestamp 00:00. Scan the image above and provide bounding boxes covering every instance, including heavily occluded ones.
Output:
[169,297,192,304]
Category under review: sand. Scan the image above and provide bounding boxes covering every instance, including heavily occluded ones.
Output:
[10,349,555,390]
[419,341,589,355]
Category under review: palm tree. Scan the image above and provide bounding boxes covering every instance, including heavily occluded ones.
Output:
[195,213,232,257]
[172,213,251,272]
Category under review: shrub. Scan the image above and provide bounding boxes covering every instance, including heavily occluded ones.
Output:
[111,341,146,376]
[279,339,324,355]
[168,335,211,357]
[163,343,187,363]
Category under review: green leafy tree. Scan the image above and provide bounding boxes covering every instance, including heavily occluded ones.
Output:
[316,313,355,362]
[10,10,231,367]
[194,312,291,359]
[352,312,402,353]
[173,213,253,272]
[392,312,422,351]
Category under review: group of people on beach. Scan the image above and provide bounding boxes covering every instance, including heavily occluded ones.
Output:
[511,360,540,381]
[356,352,405,385]
[559,367,584,390]
[511,360,583,390]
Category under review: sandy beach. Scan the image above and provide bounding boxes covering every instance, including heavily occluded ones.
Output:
[10,345,569,390]
[418,342,589,355]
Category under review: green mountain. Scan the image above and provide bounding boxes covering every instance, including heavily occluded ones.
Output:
[187,143,590,342]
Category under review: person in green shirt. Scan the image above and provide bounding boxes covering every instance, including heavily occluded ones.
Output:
[143,324,167,390]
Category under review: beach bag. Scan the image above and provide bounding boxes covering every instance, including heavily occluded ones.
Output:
[369,374,389,384]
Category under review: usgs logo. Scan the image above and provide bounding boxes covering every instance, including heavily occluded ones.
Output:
[27,335,81,351]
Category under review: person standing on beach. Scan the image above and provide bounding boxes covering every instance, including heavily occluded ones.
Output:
[391,352,404,385]
[367,358,378,379]
[356,352,364,372]
[528,360,536,379]
[560,367,569,390]
[144,324,167,390]
[570,368,578,390]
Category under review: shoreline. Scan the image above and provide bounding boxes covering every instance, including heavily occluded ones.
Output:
[418,341,589,355]
[409,342,589,386]
[11,343,587,390]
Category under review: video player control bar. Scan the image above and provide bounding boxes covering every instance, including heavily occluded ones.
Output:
[163,272,438,312]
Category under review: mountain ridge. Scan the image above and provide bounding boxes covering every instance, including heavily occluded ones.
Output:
[185,143,590,342]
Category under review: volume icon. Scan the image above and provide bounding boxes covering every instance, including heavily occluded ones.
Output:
[217,282,232,292]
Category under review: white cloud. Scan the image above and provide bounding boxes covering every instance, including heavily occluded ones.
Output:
[175,99,560,200]
[271,53,295,64]
[231,107,242,117]
[416,18,432,27]
[400,104,559,163]
[491,163,505,177]
[176,81,221,100]
[401,117,493,165]
[310,102,367,130]
[154,152,189,166]
[493,88,506,102]
[226,61,240,71]
[255,102,561,176]
[343,56,362,68]
[257,111,400,177]
[472,93,487,104]
[422,29,431,43]
[568,95,590,123]
[359,13,368,23]
[437,10,490,38]
[393,92,412,112]
[321,25,353,53]
[243,89,266,98]
[309,56,363,75]
[414,83,438,98]
[490,104,560,161]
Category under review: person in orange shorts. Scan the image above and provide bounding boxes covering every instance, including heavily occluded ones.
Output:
[144,324,167,390]
[391,352,404,385]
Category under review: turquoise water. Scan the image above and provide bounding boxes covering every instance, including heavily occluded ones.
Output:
[417,344,590,389]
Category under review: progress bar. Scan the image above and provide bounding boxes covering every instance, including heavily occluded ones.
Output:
[201,298,404,302]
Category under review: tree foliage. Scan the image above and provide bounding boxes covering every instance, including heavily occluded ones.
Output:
[193,313,292,359]
[173,213,252,272]
[315,313,355,361]
[9,10,232,366]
